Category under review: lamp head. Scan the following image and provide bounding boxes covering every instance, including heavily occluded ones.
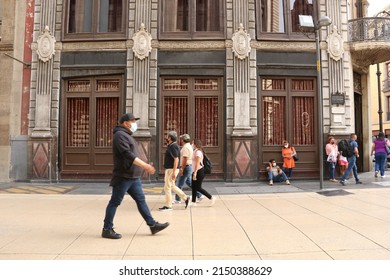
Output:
[317,16,332,28]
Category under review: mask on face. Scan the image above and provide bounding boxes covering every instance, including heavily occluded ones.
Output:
[272,163,276,167]
[284,145,288,148]
[130,122,138,133]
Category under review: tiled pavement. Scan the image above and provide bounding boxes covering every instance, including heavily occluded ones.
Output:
[0,172,390,260]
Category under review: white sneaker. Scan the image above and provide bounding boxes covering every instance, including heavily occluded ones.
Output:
[173,200,181,204]
[375,171,379,178]
[269,180,273,185]
[209,196,216,206]
[197,196,204,203]
[286,180,290,185]
[381,175,386,178]
[189,202,197,207]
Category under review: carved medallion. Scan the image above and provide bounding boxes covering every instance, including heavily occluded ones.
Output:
[36,26,56,62]
[232,23,251,60]
[327,26,344,61]
[132,23,152,60]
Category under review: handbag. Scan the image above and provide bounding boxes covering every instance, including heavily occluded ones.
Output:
[292,147,298,161]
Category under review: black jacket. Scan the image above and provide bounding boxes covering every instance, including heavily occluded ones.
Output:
[110,125,142,185]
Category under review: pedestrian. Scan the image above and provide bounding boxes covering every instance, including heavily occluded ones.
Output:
[340,133,363,186]
[281,140,296,179]
[338,154,348,177]
[266,159,290,185]
[326,136,339,182]
[371,131,390,178]
[175,134,203,203]
[189,139,216,207]
[102,113,169,239]
[159,131,190,211]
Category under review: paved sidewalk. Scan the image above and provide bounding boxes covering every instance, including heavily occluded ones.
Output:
[0,172,390,260]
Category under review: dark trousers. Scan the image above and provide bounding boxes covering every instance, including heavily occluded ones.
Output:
[191,168,212,202]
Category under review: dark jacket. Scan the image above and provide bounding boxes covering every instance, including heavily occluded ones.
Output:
[110,125,142,185]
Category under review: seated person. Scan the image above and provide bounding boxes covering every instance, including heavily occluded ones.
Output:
[266,159,290,185]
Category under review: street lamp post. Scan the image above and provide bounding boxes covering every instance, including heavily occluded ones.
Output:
[299,14,332,189]
[315,16,332,190]
[377,63,383,132]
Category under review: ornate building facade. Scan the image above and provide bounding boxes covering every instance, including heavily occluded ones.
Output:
[1,0,387,182]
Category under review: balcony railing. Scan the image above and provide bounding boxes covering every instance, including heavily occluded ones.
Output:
[348,17,390,42]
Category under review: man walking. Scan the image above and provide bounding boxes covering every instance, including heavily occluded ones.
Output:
[102,113,169,239]
[159,131,190,211]
[175,134,202,203]
[340,133,363,186]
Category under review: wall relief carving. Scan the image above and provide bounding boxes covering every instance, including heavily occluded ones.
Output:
[132,23,152,60]
[36,26,56,62]
[232,23,251,60]
[327,26,344,61]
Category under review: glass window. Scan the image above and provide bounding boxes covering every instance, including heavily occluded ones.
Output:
[258,0,314,38]
[160,0,224,39]
[65,0,125,40]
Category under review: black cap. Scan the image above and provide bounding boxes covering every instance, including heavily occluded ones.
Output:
[119,113,140,123]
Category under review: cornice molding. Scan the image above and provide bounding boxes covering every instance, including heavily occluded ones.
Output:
[251,41,316,52]
[157,41,226,50]
[61,41,127,51]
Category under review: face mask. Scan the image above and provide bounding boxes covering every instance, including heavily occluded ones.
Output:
[272,163,276,167]
[284,145,288,148]
[130,122,138,133]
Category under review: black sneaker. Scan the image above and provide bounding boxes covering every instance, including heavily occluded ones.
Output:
[185,197,190,209]
[356,180,363,184]
[150,222,170,235]
[102,228,122,239]
[159,206,172,211]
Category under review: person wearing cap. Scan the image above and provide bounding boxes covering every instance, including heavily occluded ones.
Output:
[159,131,190,211]
[102,113,169,239]
[175,133,202,203]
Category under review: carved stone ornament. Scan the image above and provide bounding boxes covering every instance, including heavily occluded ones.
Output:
[232,23,251,60]
[327,25,344,61]
[132,23,152,60]
[36,26,56,62]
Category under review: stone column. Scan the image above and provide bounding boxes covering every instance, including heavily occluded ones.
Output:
[128,0,156,180]
[30,0,58,181]
[227,0,257,180]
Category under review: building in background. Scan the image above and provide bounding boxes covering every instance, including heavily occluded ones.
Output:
[369,5,390,138]
[1,0,389,182]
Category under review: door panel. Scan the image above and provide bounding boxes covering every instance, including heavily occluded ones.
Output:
[259,77,318,178]
[61,76,122,177]
[160,77,223,177]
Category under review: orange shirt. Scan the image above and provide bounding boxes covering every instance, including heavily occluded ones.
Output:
[282,147,296,168]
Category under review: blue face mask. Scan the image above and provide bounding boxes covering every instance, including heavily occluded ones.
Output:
[130,122,138,133]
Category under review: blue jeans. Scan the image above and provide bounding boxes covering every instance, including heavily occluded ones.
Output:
[175,165,201,201]
[268,171,289,182]
[103,178,155,229]
[341,156,359,182]
[328,161,336,180]
[375,152,387,176]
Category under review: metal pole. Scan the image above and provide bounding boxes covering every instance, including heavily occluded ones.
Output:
[316,28,324,190]
[377,63,383,132]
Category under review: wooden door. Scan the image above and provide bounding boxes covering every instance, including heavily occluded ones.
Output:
[160,77,223,178]
[61,76,123,178]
